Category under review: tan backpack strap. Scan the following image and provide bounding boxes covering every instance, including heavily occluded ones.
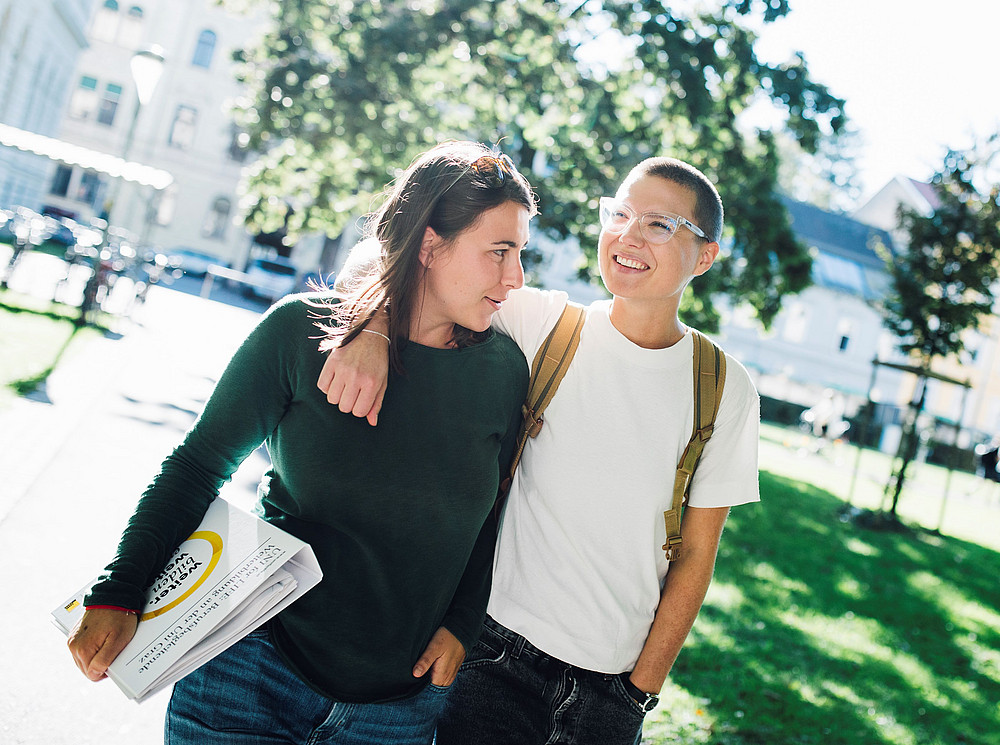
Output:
[663,331,726,560]
[499,302,586,500]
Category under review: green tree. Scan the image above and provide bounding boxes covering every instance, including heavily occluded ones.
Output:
[228,0,847,330]
[882,146,1000,517]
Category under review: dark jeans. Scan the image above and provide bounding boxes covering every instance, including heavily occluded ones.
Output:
[165,628,450,745]
[436,616,645,745]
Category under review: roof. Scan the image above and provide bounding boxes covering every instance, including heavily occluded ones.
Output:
[780,195,896,301]
[0,123,173,190]
[907,178,942,210]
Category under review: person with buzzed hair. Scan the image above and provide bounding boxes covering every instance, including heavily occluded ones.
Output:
[318,156,760,745]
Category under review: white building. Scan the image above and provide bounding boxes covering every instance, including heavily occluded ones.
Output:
[0,0,94,209]
[40,0,320,272]
[715,196,910,446]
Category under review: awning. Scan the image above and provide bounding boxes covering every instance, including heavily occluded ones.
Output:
[0,122,173,190]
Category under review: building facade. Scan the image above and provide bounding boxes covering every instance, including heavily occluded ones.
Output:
[714,196,911,448]
[40,0,321,271]
[0,0,94,210]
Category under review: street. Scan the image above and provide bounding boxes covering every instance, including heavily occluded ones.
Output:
[0,266,270,744]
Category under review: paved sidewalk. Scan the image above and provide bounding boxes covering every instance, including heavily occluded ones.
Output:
[0,285,267,744]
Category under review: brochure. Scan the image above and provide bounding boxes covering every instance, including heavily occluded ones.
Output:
[52,498,322,703]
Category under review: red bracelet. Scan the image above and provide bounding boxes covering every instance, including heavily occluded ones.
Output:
[85,605,138,616]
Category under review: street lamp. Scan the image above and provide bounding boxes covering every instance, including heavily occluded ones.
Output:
[79,46,165,326]
[130,46,166,109]
[105,45,165,224]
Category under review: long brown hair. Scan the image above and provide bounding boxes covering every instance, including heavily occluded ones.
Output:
[322,141,536,373]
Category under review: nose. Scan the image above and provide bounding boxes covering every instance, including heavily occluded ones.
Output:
[618,215,643,246]
[503,252,525,290]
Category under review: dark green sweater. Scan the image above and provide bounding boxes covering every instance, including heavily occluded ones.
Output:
[86,293,528,702]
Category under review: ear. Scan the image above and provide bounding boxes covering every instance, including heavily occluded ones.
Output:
[692,241,720,277]
[419,226,441,269]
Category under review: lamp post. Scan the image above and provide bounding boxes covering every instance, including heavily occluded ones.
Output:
[78,46,165,326]
[104,45,165,227]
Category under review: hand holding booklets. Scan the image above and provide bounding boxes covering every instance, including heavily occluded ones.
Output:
[52,498,321,703]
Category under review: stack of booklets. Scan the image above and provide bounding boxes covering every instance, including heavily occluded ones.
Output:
[52,498,322,703]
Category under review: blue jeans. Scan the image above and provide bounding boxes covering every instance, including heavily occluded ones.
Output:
[436,616,646,745]
[164,628,450,744]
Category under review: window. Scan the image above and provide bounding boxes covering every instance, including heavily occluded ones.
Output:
[192,29,217,68]
[168,105,198,149]
[96,82,123,126]
[837,318,853,353]
[76,171,104,208]
[68,75,99,119]
[118,5,143,47]
[202,196,231,239]
[92,0,119,42]
[813,252,866,296]
[50,165,73,197]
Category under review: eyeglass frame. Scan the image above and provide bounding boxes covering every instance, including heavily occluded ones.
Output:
[598,197,709,244]
[470,153,517,187]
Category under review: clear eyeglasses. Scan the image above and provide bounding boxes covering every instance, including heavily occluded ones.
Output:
[598,197,709,244]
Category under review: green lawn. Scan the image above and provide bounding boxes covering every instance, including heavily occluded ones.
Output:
[643,427,1000,744]
[0,289,106,406]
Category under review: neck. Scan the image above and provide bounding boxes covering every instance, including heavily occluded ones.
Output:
[608,297,686,349]
[409,316,456,349]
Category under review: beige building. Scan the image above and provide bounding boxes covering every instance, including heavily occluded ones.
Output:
[41,0,319,272]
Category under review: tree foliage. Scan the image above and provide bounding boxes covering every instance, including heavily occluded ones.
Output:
[884,147,1000,364]
[880,144,1000,517]
[227,0,847,330]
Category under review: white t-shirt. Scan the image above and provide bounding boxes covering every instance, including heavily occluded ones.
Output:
[488,287,760,673]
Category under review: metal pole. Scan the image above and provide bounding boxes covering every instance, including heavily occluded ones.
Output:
[936,383,971,533]
[847,358,880,507]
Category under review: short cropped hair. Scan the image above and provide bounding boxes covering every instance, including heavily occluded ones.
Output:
[625,158,724,243]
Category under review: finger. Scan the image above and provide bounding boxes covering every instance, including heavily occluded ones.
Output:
[367,383,387,427]
[324,375,345,406]
[351,384,377,420]
[317,357,335,394]
[336,381,361,415]
[67,624,104,677]
[87,636,125,681]
[412,648,438,679]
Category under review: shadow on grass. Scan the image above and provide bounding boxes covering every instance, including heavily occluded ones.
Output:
[2,300,118,398]
[9,324,86,398]
[658,470,1000,745]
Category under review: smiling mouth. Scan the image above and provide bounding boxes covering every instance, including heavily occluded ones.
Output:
[614,254,649,270]
[486,297,504,309]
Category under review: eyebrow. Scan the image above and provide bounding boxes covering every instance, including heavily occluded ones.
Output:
[491,238,529,248]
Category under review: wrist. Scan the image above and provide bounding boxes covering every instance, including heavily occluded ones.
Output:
[85,605,138,616]
[618,672,660,712]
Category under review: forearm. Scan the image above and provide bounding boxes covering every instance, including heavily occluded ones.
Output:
[628,506,729,693]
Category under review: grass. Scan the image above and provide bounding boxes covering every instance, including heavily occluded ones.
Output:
[642,428,1000,744]
[0,289,108,407]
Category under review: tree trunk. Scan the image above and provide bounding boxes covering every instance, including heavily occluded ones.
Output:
[887,374,928,516]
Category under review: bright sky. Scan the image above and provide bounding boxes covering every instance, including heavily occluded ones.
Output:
[754,0,1000,204]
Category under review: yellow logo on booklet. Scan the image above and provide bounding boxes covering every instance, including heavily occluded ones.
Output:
[140,531,224,621]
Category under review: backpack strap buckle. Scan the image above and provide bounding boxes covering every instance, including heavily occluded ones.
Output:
[522,404,544,438]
